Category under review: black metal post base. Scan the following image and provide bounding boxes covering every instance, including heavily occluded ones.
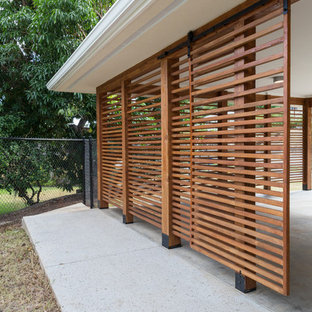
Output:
[235,272,256,293]
[162,233,182,249]
[123,214,133,224]
[303,184,311,191]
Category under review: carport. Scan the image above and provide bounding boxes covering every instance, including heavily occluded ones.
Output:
[48,0,312,296]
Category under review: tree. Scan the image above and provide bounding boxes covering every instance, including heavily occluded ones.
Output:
[0,139,84,206]
[0,140,51,205]
[0,0,115,138]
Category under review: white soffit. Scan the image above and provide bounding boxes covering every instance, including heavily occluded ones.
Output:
[47,0,244,94]
[291,0,312,97]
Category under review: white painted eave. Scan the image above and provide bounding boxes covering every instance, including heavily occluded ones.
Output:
[47,0,244,94]
[47,0,157,93]
[47,0,312,97]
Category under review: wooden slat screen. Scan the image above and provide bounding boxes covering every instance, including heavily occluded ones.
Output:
[99,90,123,209]
[168,0,289,295]
[290,104,303,183]
[127,67,162,227]
[97,0,291,296]
[170,54,192,241]
[271,103,303,185]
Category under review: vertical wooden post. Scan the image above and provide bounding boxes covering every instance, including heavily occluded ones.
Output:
[161,58,181,248]
[96,88,108,209]
[217,93,228,162]
[188,32,195,249]
[303,100,312,190]
[121,80,133,224]
[264,94,272,190]
[282,0,291,296]
[234,19,257,293]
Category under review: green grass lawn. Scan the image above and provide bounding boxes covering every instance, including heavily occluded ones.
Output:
[0,182,303,216]
[0,187,78,215]
[290,182,303,192]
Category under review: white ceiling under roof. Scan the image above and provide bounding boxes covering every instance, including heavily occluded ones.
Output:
[47,0,312,98]
[291,0,312,97]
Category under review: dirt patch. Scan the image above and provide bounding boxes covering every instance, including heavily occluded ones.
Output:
[0,225,60,312]
[0,193,83,229]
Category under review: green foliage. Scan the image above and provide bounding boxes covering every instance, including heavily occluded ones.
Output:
[45,141,84,192]
[0,0,115,138]
[0,141,51,205]
[0,139,83,205]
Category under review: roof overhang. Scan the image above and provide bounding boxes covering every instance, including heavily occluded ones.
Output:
[47,0,246,94]
[47,0,312,98]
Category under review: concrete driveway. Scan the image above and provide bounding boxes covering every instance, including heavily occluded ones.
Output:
[23,193,312,312]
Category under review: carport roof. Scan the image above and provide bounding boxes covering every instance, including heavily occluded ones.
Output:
[47,0,312,98]
[46,0,248,94]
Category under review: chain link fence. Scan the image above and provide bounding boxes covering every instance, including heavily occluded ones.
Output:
[0,137,97,215]
[84,138,98,208]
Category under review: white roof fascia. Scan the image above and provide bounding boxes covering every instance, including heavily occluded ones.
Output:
[47,0,160,92]
[47,0,251,94]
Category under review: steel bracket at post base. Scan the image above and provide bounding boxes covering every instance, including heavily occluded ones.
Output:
[162,234,182,249]
[235,272,257,293]
[303,184,311,191]
[123,214,133,224]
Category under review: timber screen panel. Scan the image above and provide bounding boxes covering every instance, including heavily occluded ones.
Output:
[127,67,162,227]
[97,0,290,296]
[99,90,123,209]
[289,104,303,183]
[168,0,289,294]
[171,54,192,241]
[271,103,303,185]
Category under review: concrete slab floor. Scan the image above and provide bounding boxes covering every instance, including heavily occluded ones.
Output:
[22,192,312,312]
